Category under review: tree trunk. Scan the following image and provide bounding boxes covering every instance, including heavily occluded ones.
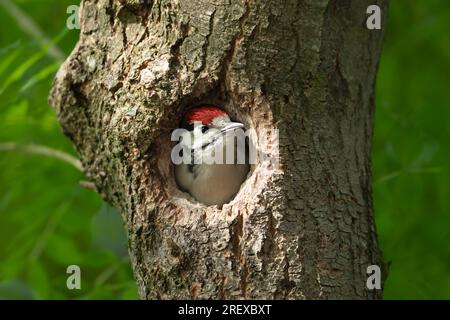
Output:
[49,0,388,299]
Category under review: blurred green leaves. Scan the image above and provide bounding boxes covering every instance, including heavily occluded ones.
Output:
[0,0,137,299]
[374,0,450,299]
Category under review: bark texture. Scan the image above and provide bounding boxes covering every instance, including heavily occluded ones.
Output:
[50,0,388,299]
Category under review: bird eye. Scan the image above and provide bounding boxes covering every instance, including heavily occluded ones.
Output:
[201,125,209,133]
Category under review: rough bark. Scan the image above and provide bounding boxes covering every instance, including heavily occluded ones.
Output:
[49,0,388,299]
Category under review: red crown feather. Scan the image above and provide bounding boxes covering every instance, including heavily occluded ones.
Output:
[185,106,227,125]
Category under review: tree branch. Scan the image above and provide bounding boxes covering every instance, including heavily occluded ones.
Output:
[0,142,82,171]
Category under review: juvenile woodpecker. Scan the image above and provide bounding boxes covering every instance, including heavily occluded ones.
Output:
[174,106,249,206]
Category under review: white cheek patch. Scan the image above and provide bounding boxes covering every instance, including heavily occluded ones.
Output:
[211,115,230,127]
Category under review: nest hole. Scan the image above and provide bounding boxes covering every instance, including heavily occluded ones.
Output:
[152,95,278,214]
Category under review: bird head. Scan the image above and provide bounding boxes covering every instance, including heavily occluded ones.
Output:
[180,106,245,151]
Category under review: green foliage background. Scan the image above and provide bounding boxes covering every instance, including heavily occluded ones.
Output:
[0,0,449,299]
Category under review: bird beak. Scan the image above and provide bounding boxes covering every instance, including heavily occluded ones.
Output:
[220,122,244,134]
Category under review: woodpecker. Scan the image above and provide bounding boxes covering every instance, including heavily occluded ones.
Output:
[174,106,250,206]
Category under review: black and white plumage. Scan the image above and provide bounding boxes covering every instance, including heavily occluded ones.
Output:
[174,106,249,206]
